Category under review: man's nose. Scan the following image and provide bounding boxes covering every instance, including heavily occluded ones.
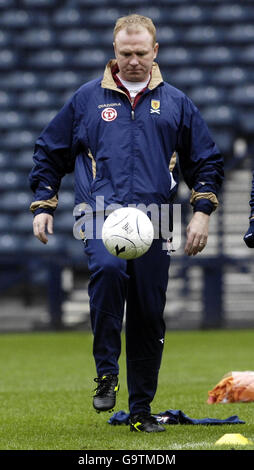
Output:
[129,55,139,66]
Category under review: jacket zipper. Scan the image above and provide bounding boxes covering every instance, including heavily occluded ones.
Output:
[130,88,150,120]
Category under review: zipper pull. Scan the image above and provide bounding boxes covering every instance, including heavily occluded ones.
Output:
[131,109,135,120]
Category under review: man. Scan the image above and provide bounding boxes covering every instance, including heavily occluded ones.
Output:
[29,14,224,433]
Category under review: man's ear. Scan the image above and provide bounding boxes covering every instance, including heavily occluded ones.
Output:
[113,42,117,57]
[154,42,159,60]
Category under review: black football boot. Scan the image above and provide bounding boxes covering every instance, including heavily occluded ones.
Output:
[93,374,119,412]
[130,413,166,432]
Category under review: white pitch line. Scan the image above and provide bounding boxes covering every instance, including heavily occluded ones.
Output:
[168,441,212,450]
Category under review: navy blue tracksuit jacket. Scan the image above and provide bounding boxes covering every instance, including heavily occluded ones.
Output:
[29,61,224,415]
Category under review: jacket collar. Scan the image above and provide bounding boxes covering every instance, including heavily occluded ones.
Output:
[101,59,163,92]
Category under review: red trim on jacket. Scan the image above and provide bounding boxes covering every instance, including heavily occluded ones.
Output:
[111,63,151,109]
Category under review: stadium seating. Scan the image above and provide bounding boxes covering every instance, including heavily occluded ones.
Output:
[26,50,69,69]
[52,8,83,27]
[0,111,27,129]
[0,49,17,69]
[58,191,75,211]
[155,26,179,46]
[202,105,237,127]
[227,24,254,44]
[22,0,57,7]
[168,67,208,89]
[19,29,56,48]
[23,234,66,254]
[188,86,225,106]
[230,85,254,106]
[0,1,252,197]
[0,214,11,232]
[197,46,235,66]
[0,0,254,329]
[0,91,14,108]
[158,47,194,67]
[0,233,24,254]
[241,46,254,65]
[212,4,253,23]
[0,170,27,190]
[15,213,34,233]
[1,130,36,149]
[2,191,31,212]
[239,111,254,135]
[0,30,11,47]
[18,90,59,109]
[58,29,96,48]
[72,49,109,68]
[54,212,76,233]
[75,0,109,5]
[0,151,12,169]
[1,71,39,90]
[0,1,252,222]
[209,129,235,155]
[44,71,82,90]
[0,0,15,7]
[31,109,58,130]
[212,67,249,86]
[0,10,32,28]
[170,5,210,24]
[88,8,123,27]
[184,25,224,44]
[15,151,36,170]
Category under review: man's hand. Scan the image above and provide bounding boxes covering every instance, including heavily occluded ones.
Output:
[243,221,254,248]
[185,211,210,256]
[33,213,54,244]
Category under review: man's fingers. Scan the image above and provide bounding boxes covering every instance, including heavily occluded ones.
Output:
[184,230,195,255]
[184,227,200,256]
[33,220,48,244]
[33,214,54,244]
[185,237,201,256]
[47,216,54,235]
[185,212,209,256]
[191,237,201,256]
[185,231,207,256]
[197,239,207,253]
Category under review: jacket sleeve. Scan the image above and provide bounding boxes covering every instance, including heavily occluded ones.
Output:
[29,94,78,216]
[176,96,224,215]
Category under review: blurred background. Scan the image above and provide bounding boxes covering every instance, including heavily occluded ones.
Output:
[0,0,254,332]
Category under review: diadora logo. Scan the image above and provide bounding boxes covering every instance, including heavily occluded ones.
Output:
[101,107,118,122]
[150,100,160,115]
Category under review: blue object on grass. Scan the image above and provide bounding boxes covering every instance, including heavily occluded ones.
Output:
[108,409,245,426]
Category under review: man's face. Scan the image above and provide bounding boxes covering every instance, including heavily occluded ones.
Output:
[114,27,159,82]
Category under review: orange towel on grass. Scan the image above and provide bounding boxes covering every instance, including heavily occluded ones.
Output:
[208,371,254,404]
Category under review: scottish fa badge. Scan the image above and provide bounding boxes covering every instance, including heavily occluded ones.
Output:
[150,99,160,115]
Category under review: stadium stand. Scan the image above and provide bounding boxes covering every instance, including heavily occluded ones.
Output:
[0,0,254,331]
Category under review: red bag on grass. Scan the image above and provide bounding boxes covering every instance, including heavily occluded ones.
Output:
[208,371,254,404]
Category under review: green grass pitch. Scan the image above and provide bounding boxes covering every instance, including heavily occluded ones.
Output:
[0,329,253,450]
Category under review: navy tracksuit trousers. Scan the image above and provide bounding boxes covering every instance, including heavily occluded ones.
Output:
[84,237,170,416]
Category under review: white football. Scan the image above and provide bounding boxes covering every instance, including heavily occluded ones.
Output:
[102,207,154,259]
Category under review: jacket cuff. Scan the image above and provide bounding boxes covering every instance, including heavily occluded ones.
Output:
[193,199,214,215]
